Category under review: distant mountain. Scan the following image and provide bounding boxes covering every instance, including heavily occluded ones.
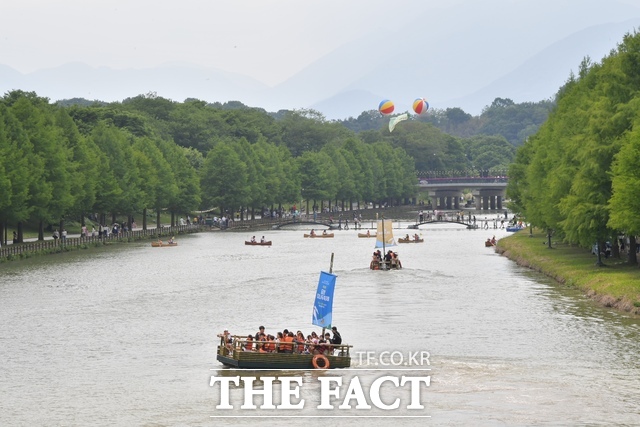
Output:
[440,20,640,114]
[304,19,640,119]
[0,62,270,106]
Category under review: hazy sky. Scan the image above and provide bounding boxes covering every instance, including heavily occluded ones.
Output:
[4,0,637,87]
[4,0,427,85]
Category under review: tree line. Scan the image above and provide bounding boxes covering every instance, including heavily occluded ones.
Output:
[1,70,543,245]
[507,30,640,265]
[0,92,417,244]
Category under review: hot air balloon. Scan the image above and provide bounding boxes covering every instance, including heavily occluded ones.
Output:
[412,98,429,115]
[378,99,395,115]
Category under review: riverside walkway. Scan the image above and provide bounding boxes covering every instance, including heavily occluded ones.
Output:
[0,224,201,260]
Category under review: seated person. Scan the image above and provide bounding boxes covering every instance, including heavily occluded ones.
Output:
[305,335,314,354]
[264,335,276,353]
[310,229,316,236]
[168,236,175,244]
[414,234,420,241]
[244,335,254,351]
[280,332,295,354]
[315,338,328,355]
[366,230,370,236]
[250,236,256,243]
[295,331,306,354]
[405,234,410,240]
[260,236,266,243]
[324,332,334,354]
[322,229,328,235]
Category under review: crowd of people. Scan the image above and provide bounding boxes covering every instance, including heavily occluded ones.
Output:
[370,249,402,269]
[218,325,343,356]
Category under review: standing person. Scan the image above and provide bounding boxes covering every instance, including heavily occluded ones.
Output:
[330,326,342,346]
[53,229,59,241]
[13,231,18,244]
[61,229,67,241]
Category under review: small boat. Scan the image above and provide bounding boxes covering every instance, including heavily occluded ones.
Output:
[357,232,376,238]
[485,240,496,247]
[370,218,402,270]
[216,254,351,370]
[245,240,272,246]
[506,225,524,232]
[304,233,334,238]
[398,237,423,243]
[151,241,178,247]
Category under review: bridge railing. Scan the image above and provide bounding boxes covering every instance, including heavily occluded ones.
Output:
[419,176,508,185]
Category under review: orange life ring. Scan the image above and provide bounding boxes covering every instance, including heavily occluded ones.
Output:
[312,354,330,369]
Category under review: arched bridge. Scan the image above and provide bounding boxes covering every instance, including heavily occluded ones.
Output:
[408,220,478,229]
[272,220,338,230]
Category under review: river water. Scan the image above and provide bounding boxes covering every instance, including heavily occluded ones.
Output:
[1,220,639,426]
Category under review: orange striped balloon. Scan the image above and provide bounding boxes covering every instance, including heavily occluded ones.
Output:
[378,99,395,115]
[412,98,429,115]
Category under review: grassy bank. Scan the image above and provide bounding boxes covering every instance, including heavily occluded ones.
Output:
[496,230,640,315]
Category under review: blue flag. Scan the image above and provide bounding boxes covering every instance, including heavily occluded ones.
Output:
[312,271,336,328]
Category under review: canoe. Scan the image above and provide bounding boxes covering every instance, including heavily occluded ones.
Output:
[245,241,272,246]
[398,237,423,243]
[357,233,376,238]
[304,233,334,238]
[506,225,524,232]
[151,241,178,247]
[485,241,496,247]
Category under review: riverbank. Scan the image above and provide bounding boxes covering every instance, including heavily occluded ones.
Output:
[496,230,640,315]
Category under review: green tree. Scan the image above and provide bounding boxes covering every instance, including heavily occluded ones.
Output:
[200,143,249,215]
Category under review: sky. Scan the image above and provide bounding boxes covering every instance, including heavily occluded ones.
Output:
[3,0,422,85]
[2,0,640,113]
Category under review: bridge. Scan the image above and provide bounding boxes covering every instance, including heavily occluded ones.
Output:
[408,219,479,229]
[272,220,338,230]
[417,176,509,211]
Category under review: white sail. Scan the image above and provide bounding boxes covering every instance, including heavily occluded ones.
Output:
[374,219,397,248]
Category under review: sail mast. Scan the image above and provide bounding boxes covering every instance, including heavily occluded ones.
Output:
[323,252,335,336]
[382,215,386,253]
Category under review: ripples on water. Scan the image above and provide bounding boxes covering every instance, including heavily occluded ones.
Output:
[1,223,639,425]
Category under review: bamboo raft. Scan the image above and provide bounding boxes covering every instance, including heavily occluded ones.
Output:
[217,336,351,369]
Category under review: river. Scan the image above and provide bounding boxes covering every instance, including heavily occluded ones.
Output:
[1,220,639,426]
